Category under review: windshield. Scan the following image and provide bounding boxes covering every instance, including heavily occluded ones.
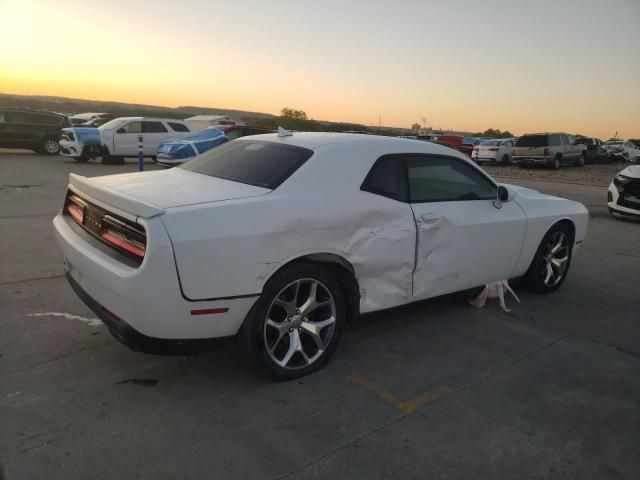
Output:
[605,141,623,146]
[98,119,126,131]
[480,140,501,146]
[180,127,226,142]
[462,137,479,145]
[180,140,313,189]
[516,135,548,147]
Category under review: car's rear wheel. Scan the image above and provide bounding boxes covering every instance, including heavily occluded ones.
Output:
[575,152,586,167]
[501,154,510,165]
[239,262,346,380]
[41,137,60,155]
[551,155,561,170]
[101,150,124,165]
[524,223,573,293]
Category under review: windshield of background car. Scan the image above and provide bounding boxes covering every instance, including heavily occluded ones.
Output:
[462,137,478,145]
[98,119,126,131]
[516,135,548,147]
[606,141,623,146]
[480,140,501,146]
[180,140,314,189]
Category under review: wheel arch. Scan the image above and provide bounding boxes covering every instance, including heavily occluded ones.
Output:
[262,253,361,320]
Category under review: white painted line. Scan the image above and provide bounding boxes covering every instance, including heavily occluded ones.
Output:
[27,312,102,326]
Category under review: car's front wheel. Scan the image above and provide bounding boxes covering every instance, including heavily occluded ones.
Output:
[524,223,573,293]
[239,262,346,380]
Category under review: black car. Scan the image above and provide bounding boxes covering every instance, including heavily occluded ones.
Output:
[0,109,71,155]
[576,137,611,164]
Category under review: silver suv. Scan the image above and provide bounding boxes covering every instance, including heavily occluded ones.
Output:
[513,133,587,169]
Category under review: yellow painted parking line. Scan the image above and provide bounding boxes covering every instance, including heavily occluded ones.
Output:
[346,373,450,414]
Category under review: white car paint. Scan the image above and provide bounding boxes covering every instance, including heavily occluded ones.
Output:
[53,133,589,341]
[608,165,640,218]
[471,138,515,164]
[603,141,640,162]
[98,117,192,157]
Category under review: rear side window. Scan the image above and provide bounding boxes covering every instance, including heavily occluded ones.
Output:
[168,122,189,132]
[516,135,548,147]
[180,140,313,189]
[361,156,407,202]
[407,156,496,203]
[549,135,562,146]
[142,121,168,133]
[4,112,61,125]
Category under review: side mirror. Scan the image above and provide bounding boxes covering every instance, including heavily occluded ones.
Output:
[498,185,510,202]
[494,185,512,209]
[116,127,125,134]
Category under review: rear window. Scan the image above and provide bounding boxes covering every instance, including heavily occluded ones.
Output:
[480,140,501,146]
[168,122,189,132]
[180,140,313,189]
[516,135,548,147]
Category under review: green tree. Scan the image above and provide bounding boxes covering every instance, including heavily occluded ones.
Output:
[280,107,308,121]
[277,107,319,131]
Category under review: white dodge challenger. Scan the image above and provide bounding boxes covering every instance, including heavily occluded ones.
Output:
[53,132,589,379]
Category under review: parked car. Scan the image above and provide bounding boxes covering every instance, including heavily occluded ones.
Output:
[59,127,102,162]
[471,138,516,164]
[418,134,464,151]
[70,112,113,126]
[608,165,640,219]
[156,127,229,167]
[54,133,588,379]
[603,140,640,162]
[0,108,70,155]
[575,137,611,164]
[512,133,587,169]
[60,117,192,164]
[459,137,483,157]
[220,125,276,140]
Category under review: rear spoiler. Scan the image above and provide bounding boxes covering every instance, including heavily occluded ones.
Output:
[68,173,164,219]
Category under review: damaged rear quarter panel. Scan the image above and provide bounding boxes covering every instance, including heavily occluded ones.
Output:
[161,143,418,312]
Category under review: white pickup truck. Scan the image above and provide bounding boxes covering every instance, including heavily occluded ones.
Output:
[60,117,192,164]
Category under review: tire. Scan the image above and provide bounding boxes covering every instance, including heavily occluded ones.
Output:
[73,156,89,163]
[575,153,586,167]
[41,137,60,155]
[102,151,124,165]
[239,262,347,380]
[524,223,573,294]
[151,156,158,164]
[500,154,510,165]
[551,155,561,170]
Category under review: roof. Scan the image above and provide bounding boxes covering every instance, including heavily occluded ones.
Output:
[110,117,187,122]
[237,131,465,157]
[185,115,231,121]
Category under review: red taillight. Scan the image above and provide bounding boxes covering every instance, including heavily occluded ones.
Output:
[66,195,86,224]
[101,216,146,259]
[543,147,550,156]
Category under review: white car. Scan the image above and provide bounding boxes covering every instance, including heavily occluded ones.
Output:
[608,165,640,219]
[60,117,192,164]
[53,133,589,379]
[471,138,516,164]
[603,140,640,162]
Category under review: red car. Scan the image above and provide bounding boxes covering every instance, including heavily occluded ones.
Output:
[216,125,275,139]
[458,137,483,157]
[415,134,464,151]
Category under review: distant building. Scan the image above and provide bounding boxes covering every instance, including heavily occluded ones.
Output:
[185,115,245,130]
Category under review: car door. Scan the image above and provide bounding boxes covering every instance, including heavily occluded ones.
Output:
[407,155,527,299]
[114,120,142,156]
[141,121,170,155]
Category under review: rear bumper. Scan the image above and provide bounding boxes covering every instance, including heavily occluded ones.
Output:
[513,156,552,166]
[53,211,257,339]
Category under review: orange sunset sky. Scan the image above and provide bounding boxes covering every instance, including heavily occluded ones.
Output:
[1,0,639,138]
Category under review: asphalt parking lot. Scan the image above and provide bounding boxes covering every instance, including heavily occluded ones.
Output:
[1,151,639,480]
